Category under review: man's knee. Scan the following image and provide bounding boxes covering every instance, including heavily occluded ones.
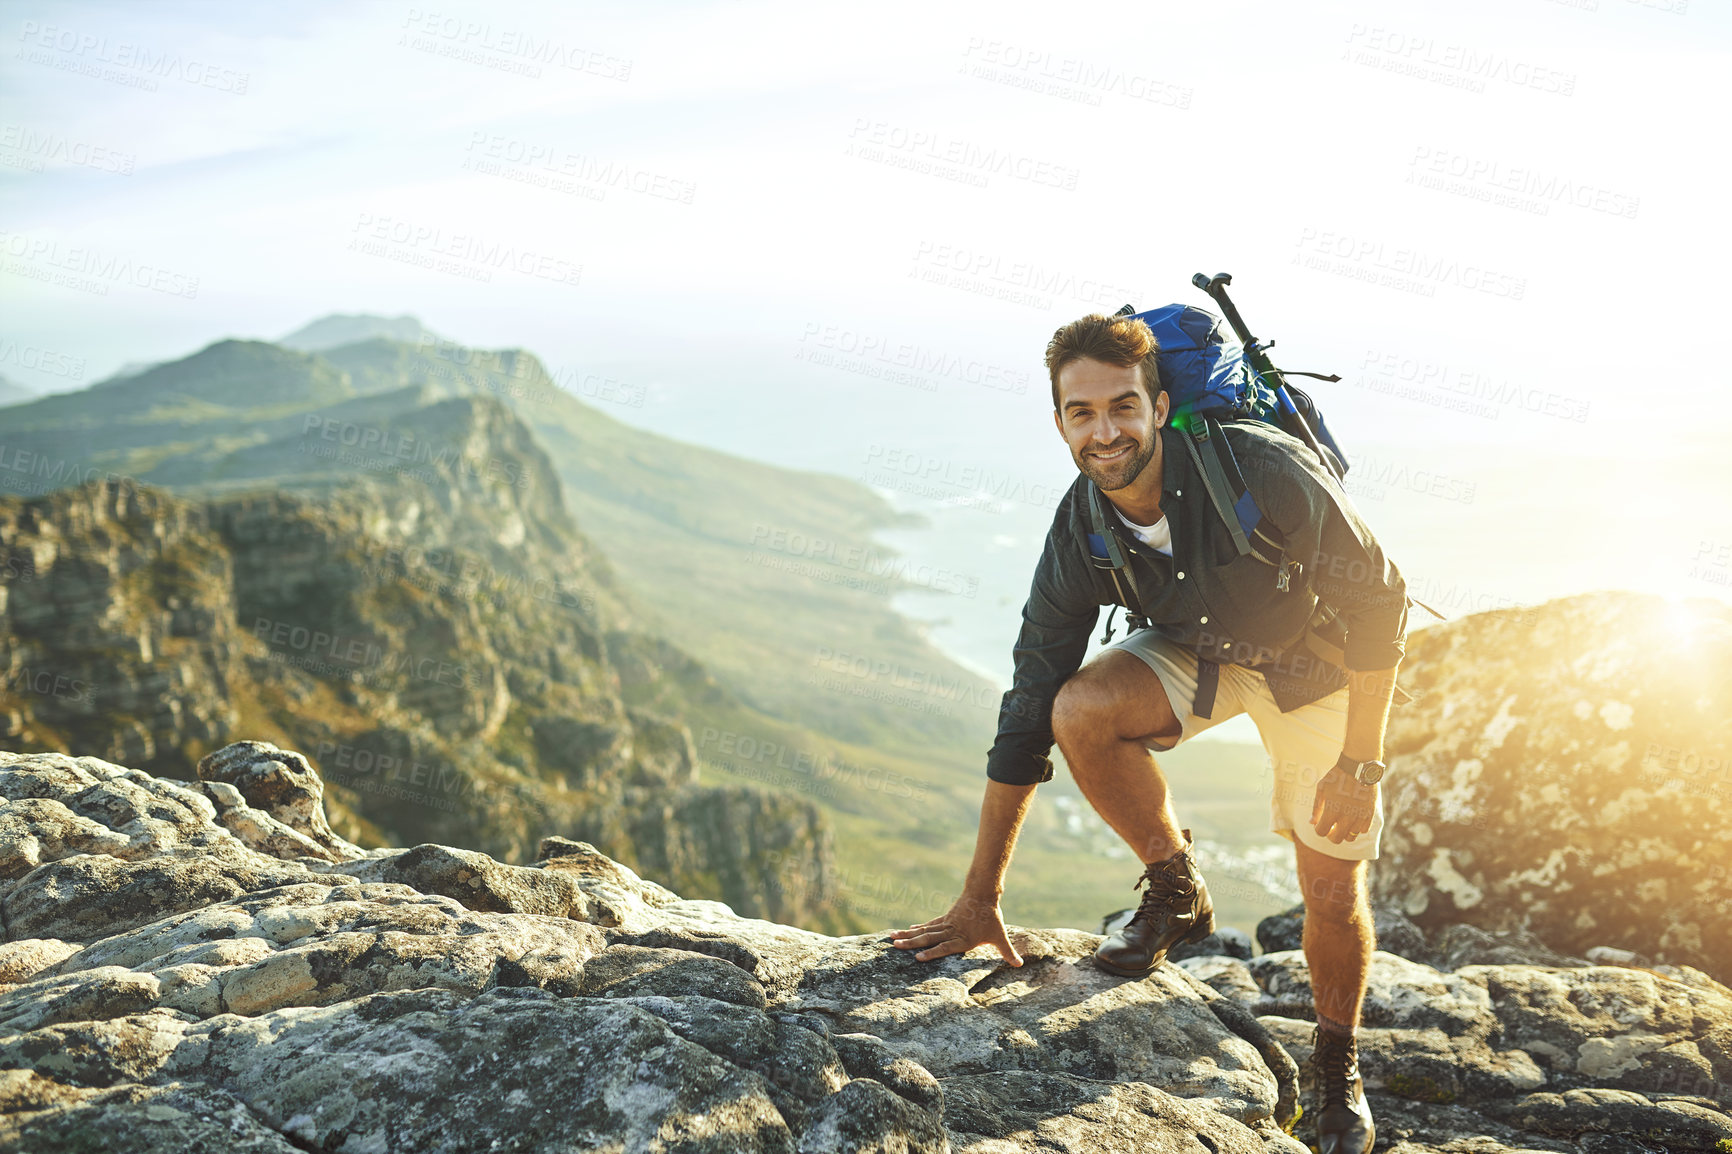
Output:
[1052,653,1178,750]
[1051,668,1110,746]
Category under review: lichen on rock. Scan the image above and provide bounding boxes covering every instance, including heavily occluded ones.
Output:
[2,743,1730,1152]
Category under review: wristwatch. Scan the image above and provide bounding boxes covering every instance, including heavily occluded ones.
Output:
[1336,753,1386,785]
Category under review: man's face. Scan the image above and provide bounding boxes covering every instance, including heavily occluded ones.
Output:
[1052,357,1168,492]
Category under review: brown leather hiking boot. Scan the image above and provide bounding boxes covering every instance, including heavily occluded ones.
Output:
[1093,828,1215,977]
[1306,1025,1375,1154]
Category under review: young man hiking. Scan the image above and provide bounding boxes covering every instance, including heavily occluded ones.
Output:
[890,312,1406,1154]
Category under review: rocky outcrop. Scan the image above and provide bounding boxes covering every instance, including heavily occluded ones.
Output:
[1373,592,1732,986]
[4,746,1731,1152]
[1,478,841,929]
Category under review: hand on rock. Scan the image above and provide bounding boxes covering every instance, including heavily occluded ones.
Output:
[889,892,1024,966]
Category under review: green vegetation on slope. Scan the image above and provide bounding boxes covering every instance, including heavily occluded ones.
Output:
[1,328,1298,939]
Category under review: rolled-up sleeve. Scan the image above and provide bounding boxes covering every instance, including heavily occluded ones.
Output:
[985,515,1100,785]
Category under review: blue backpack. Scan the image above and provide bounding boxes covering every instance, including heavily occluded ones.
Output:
[1085,273,1439,643]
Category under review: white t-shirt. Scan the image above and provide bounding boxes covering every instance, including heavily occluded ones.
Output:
[1114,507,1173,556]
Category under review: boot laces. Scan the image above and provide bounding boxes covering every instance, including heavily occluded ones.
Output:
[1310,1026,1356,1108]
[1125,859,1194,928]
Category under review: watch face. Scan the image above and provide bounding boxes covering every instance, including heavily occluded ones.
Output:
[1356,760,1386,785]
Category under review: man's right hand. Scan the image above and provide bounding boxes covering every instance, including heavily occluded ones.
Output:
[888,891,1024,966]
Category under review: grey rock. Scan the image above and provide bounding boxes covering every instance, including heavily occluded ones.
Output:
[197,740,364,863]
[172,988,799,1152]
[1372,592,1732,986]
[3,846,314,944]
[581,943,768,1008]
[830,1032,944,1112]
[940,1069,1305,1153]
[1430,921,1591,970]
[797,1077,946,1154]
[1175,926,1255,963]
[1255,904,1305,955]
[5,746,1732,1153]
[1178,955,1263,1006]
[327,840,593,916]
[1254,899,1431,964]
[0,1077,308,1153]
[1478,1086,1732,1148]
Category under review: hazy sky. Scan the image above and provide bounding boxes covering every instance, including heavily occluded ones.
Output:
[3,0,1729,709]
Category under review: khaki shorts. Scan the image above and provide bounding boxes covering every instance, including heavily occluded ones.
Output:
[1103,628,1383,862]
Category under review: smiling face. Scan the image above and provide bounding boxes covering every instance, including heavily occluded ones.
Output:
[1053,356,1170,494]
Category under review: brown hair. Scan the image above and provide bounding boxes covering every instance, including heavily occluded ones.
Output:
[1045,314,1162,411]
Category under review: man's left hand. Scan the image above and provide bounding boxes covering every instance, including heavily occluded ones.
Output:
[1311,766,1378,844]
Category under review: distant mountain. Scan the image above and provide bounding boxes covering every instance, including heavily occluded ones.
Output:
[94,360,161,385]
[279,313,444,353]
[0,326,1018,934]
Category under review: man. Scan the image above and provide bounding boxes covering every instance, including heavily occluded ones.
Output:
[889,312,1407,1154]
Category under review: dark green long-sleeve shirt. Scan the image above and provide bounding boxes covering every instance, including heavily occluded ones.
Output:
[986,419,1408,786]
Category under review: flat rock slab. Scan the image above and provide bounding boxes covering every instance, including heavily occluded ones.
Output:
[4,746,1731,1152]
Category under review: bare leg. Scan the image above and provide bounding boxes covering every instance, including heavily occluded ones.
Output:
[1295,840,1375,1036]
[1052,650,1186,864]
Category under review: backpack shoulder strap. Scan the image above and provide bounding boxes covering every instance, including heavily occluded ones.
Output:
[1187,418,1302,590]
[1086,482,1150,639]
[1179,416,1253,559]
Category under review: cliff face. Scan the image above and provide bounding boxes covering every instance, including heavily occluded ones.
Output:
[1374,592,1732,984]
[0,472,839,930]
[0,328,995,935]
[1,745,1728,1153]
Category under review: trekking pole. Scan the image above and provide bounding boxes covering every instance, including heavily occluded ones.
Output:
[1194,274,1448,624]
[1191,272,1343,480]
